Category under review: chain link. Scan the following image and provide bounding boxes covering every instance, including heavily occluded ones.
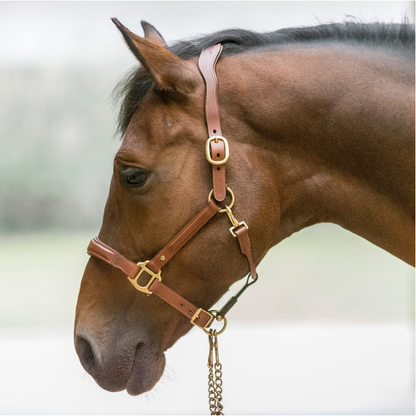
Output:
[208,330,224,415]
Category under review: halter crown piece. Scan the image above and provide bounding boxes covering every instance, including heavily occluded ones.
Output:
[86,44,258,415]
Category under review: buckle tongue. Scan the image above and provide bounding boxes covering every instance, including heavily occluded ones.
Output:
[127,261,161,295]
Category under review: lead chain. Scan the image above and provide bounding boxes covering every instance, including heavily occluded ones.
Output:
[208,330,224,415]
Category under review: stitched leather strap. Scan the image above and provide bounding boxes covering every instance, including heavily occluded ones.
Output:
[149,280,212,327]
[87,201,220,329]
[210,139,227,202]
[198,44,227,202]
[88,223,257,284]
[88,200,220,274]
[234,225,257,280]
[147,199,220,272]
[87,237,140,277]
[87,237,213,328]
[198,44,223,140]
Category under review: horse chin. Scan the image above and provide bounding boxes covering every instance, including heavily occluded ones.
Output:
[85,345,166,396]
[124,322,191,395]
[126,350,166,396]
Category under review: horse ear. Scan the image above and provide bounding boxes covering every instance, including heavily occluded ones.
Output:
[111,18,199,94]
[141,21,168,48]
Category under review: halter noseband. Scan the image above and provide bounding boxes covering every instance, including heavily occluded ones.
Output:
[86,44,257,331]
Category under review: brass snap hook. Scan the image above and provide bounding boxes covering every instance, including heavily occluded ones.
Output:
[224,205,248,237]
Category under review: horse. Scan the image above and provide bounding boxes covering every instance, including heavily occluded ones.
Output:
[74,19,415,398]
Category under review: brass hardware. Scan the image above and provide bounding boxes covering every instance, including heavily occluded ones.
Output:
[160,255,165,261]
[207,329,224,415]
[208,187,235,212]
[205,136,230,165]
[191,308,214,329]
[202,310,227,335]
[127,261,161,295]
[224,205,248,237]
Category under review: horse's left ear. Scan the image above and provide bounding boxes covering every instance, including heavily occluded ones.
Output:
[141,21,168,48]
[111,18,200,94]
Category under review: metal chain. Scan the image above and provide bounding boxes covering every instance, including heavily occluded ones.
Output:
[208,351,217,413]
[208,330,224,415]
[214,361,223,414]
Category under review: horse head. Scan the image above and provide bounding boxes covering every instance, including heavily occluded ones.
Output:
[75,18,415,397]
[74,20,279,395]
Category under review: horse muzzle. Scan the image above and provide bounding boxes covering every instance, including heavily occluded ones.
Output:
[74,323,166,395]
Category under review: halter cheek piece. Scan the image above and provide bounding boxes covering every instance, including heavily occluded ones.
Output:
[87,44,257,331]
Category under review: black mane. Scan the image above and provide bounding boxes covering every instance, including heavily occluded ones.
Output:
[115,21,415,136]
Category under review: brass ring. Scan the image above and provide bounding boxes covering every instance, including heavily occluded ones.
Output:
[203,310,227,335]
[208,187,235,212]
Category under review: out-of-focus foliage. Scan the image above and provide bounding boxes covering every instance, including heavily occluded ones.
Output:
[0,64,124,232]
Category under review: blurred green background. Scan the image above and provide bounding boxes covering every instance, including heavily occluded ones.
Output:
[0,65,119,232]
[0,2,414,414]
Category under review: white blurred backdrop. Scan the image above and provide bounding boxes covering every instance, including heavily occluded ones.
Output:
[0,2,414,415]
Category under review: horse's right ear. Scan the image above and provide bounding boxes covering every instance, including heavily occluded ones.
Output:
[111,18,200,95]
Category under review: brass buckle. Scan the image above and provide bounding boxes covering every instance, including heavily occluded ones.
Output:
[127,261,161,295]
[205,136,230,165]
[191,308,214,329]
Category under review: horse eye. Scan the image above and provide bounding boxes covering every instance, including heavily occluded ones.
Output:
[122,167,149,188]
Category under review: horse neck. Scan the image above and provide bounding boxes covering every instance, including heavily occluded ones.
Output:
[220,43,415,265]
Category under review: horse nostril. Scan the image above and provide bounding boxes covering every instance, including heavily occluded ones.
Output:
[75,335,96,373]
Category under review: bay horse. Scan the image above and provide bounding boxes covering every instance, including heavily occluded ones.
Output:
[75,19,415,398]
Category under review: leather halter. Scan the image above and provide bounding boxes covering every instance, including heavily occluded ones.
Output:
[87,44,257,331]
